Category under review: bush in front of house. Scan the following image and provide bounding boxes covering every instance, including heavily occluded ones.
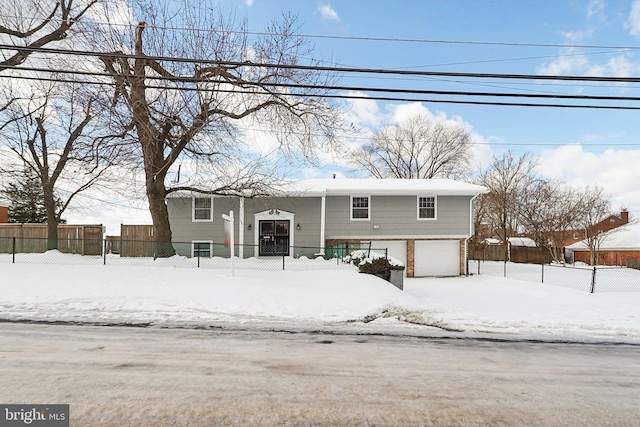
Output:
[344,249,405,281]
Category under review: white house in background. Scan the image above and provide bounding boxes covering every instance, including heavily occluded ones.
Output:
[166,178,488,277]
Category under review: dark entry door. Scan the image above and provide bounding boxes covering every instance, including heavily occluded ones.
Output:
[259,220,290,256]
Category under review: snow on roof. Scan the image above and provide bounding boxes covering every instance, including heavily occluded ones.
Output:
[566,221,640,251]
[508,237,537,247]
[287,178,488,196]
[168,178,488,198]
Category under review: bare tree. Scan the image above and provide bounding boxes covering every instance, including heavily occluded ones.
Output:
[349,113,473,179]
[99,3,345,256]
[519,179,584,264]
[0,0,97,71]
[0,81,124,249]
[476,151,538,262]
[576,186,612,265]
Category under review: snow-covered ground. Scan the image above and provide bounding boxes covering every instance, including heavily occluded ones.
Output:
[470,259,640,293]
[1,253,639,343]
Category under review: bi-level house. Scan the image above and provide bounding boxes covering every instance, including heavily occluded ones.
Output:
[166,178,488,277]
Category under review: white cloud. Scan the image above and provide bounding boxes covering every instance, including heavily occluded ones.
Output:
[245,0,254,5]
[538,49,640,82]
[344,92,382,128]
[538,144,640,214]
[537,50,590,75]
[587,0,606,20]
[318,4,339,21]
[626,0,640,36]
[560,29,594,42]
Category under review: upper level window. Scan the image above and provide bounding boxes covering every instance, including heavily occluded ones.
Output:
[418,196,436,220]
[192,196,213,222]
[351,196,370,220]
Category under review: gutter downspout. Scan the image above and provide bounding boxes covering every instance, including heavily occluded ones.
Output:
[239,197,245,259]
[465,194,480,275]
[319,193,326,255]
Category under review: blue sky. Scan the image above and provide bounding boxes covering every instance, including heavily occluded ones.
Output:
[60,0,640,230]
[235,0,640,153]
[232,0,640,212]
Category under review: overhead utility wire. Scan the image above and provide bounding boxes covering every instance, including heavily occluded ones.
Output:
[4,73,640,110]
[1,11,637,50]
[3,44,640,83]
[8,65,640,104]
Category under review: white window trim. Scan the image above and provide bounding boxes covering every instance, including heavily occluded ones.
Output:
[350,195,371,221]
[192,196,214,222]
[191,240,213,258]
[417,195,437,221]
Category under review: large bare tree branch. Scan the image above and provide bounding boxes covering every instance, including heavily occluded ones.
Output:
[0,0,97,71]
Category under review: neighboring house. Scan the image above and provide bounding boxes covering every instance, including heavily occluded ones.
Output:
[0,203,8,223]
[166,178,488,277]
[562,210,629,247]
[565,221,640,267]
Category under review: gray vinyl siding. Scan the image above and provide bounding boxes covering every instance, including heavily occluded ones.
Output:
[325,195,471,238]
[167,196,323,257]
[167,194,472,256]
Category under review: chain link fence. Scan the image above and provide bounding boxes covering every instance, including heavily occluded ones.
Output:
[469,259,640,293]
[0,236,391,272]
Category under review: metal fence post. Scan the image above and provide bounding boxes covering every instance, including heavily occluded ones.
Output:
[103,239,107,265]
[197,251,200,268]
[590,266,596,293]
[282,254,285,270]
[12,237,16,264]
[541,263,544,283]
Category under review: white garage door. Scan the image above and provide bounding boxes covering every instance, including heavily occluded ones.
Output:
[368,241,407,276]
[415,240,460,276]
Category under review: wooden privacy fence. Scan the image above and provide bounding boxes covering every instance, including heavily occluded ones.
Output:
[0,224,104,255]
[468,242,553,264]
[118,225,154,257]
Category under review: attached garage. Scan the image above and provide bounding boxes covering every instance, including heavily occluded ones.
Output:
[414,240,460,276]
[368,240,407,276]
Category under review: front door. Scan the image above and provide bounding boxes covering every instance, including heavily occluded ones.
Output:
[259,220,290,256]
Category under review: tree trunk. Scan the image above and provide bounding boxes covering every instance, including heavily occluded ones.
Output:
[146,173,175,258]
[42,182,58,251]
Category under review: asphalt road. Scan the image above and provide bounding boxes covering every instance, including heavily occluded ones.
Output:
[0,323,638,426]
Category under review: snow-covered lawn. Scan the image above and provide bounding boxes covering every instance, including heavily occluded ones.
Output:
[1,253,639,342]
[470,260,640,292]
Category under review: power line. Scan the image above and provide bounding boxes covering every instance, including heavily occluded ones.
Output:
[3,44,640,84]
[4,72,640,110]
[3,11,640,51]
[7,64,640,105]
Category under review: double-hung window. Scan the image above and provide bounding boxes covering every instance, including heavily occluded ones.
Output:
[192,196,213,222]
[351,196,370,220]
[418,196,436,220]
